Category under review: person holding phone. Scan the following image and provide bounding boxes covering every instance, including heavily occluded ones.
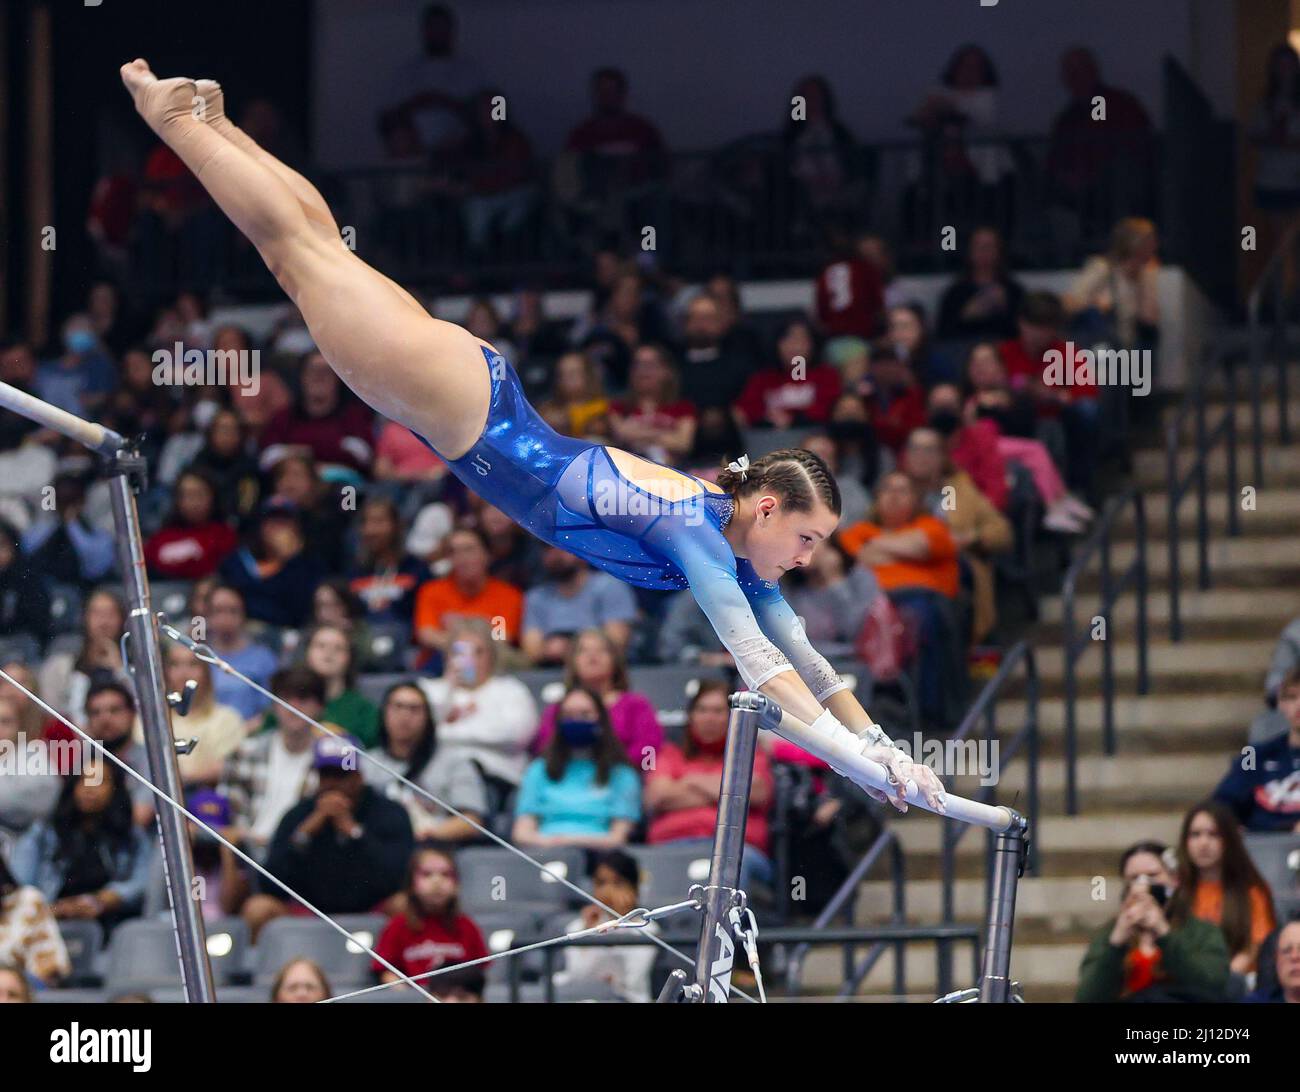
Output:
[1076,840,1232,1002]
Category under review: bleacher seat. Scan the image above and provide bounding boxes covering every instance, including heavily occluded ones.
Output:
[103,919,184,992]
[57,919,103,986]
[740,427,811,459]
[472,908,544,983]
[0,633,41,665]
[512,668,565,709]
[48,583,83,635]
[628,665,731,729]
[1244,832,1300,910]
[356,672,411,706]
[150,580,195,620]
[335,986,432,1002]
[149,984,268,1003]
[456,845,587,916]
[38,988,110,1004]
[626,844,712,910]
[252,916,380,987]
[103,916,248,991]
[361,621,413,673]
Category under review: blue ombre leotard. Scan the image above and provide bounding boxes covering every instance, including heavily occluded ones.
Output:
[411,345,848,700]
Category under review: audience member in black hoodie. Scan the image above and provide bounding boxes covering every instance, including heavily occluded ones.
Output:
[0,518,52,647]
[1214,666,1300,833]
[244,734,413,938]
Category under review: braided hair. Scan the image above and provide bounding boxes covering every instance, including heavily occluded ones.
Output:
[715,447,841,517]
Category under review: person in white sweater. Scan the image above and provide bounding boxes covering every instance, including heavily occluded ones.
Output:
[417,617,539,789]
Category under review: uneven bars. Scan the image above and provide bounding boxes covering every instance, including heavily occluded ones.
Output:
[0,381,215,1001]
[0,379,125,454]
[768,709,1017,833]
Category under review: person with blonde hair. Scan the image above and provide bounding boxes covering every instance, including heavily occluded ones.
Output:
[418,616,539,790]
[1064,216,1160,349]
[144,645,246,787]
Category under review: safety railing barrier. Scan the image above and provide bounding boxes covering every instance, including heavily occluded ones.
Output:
[1060,489,1150,815]
[1165,342,1242,643]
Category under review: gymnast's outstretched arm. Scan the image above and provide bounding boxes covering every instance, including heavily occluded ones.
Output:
[670,535,945,812]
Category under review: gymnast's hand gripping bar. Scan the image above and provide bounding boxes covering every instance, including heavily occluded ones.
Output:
[755,692,1019,832]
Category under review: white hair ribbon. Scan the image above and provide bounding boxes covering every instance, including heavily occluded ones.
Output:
[726,453,750,481]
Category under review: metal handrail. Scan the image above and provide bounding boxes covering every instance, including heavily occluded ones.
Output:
[1060,489,1151,815]
[1246,218,1299,482]
[785,830,905,995]
[1166,344,1241,642]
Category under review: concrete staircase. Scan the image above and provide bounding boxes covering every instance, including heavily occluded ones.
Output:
[803,383,1300,1002]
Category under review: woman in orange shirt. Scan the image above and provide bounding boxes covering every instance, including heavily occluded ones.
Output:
[836,470,959,597]
[1168,800,1277,975]
[837,470,964,726]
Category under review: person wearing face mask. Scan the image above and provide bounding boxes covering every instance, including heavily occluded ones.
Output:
[533,629,662,768]
[512,686,640,851]
[644,680,774,892]
[34,314,116,418]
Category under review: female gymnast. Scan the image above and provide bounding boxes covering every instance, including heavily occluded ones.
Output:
[118,60,945,815]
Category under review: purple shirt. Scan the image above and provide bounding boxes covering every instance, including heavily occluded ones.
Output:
[534,691,664,770]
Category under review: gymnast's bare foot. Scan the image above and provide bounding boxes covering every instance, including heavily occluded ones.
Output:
[119,59,198,136]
